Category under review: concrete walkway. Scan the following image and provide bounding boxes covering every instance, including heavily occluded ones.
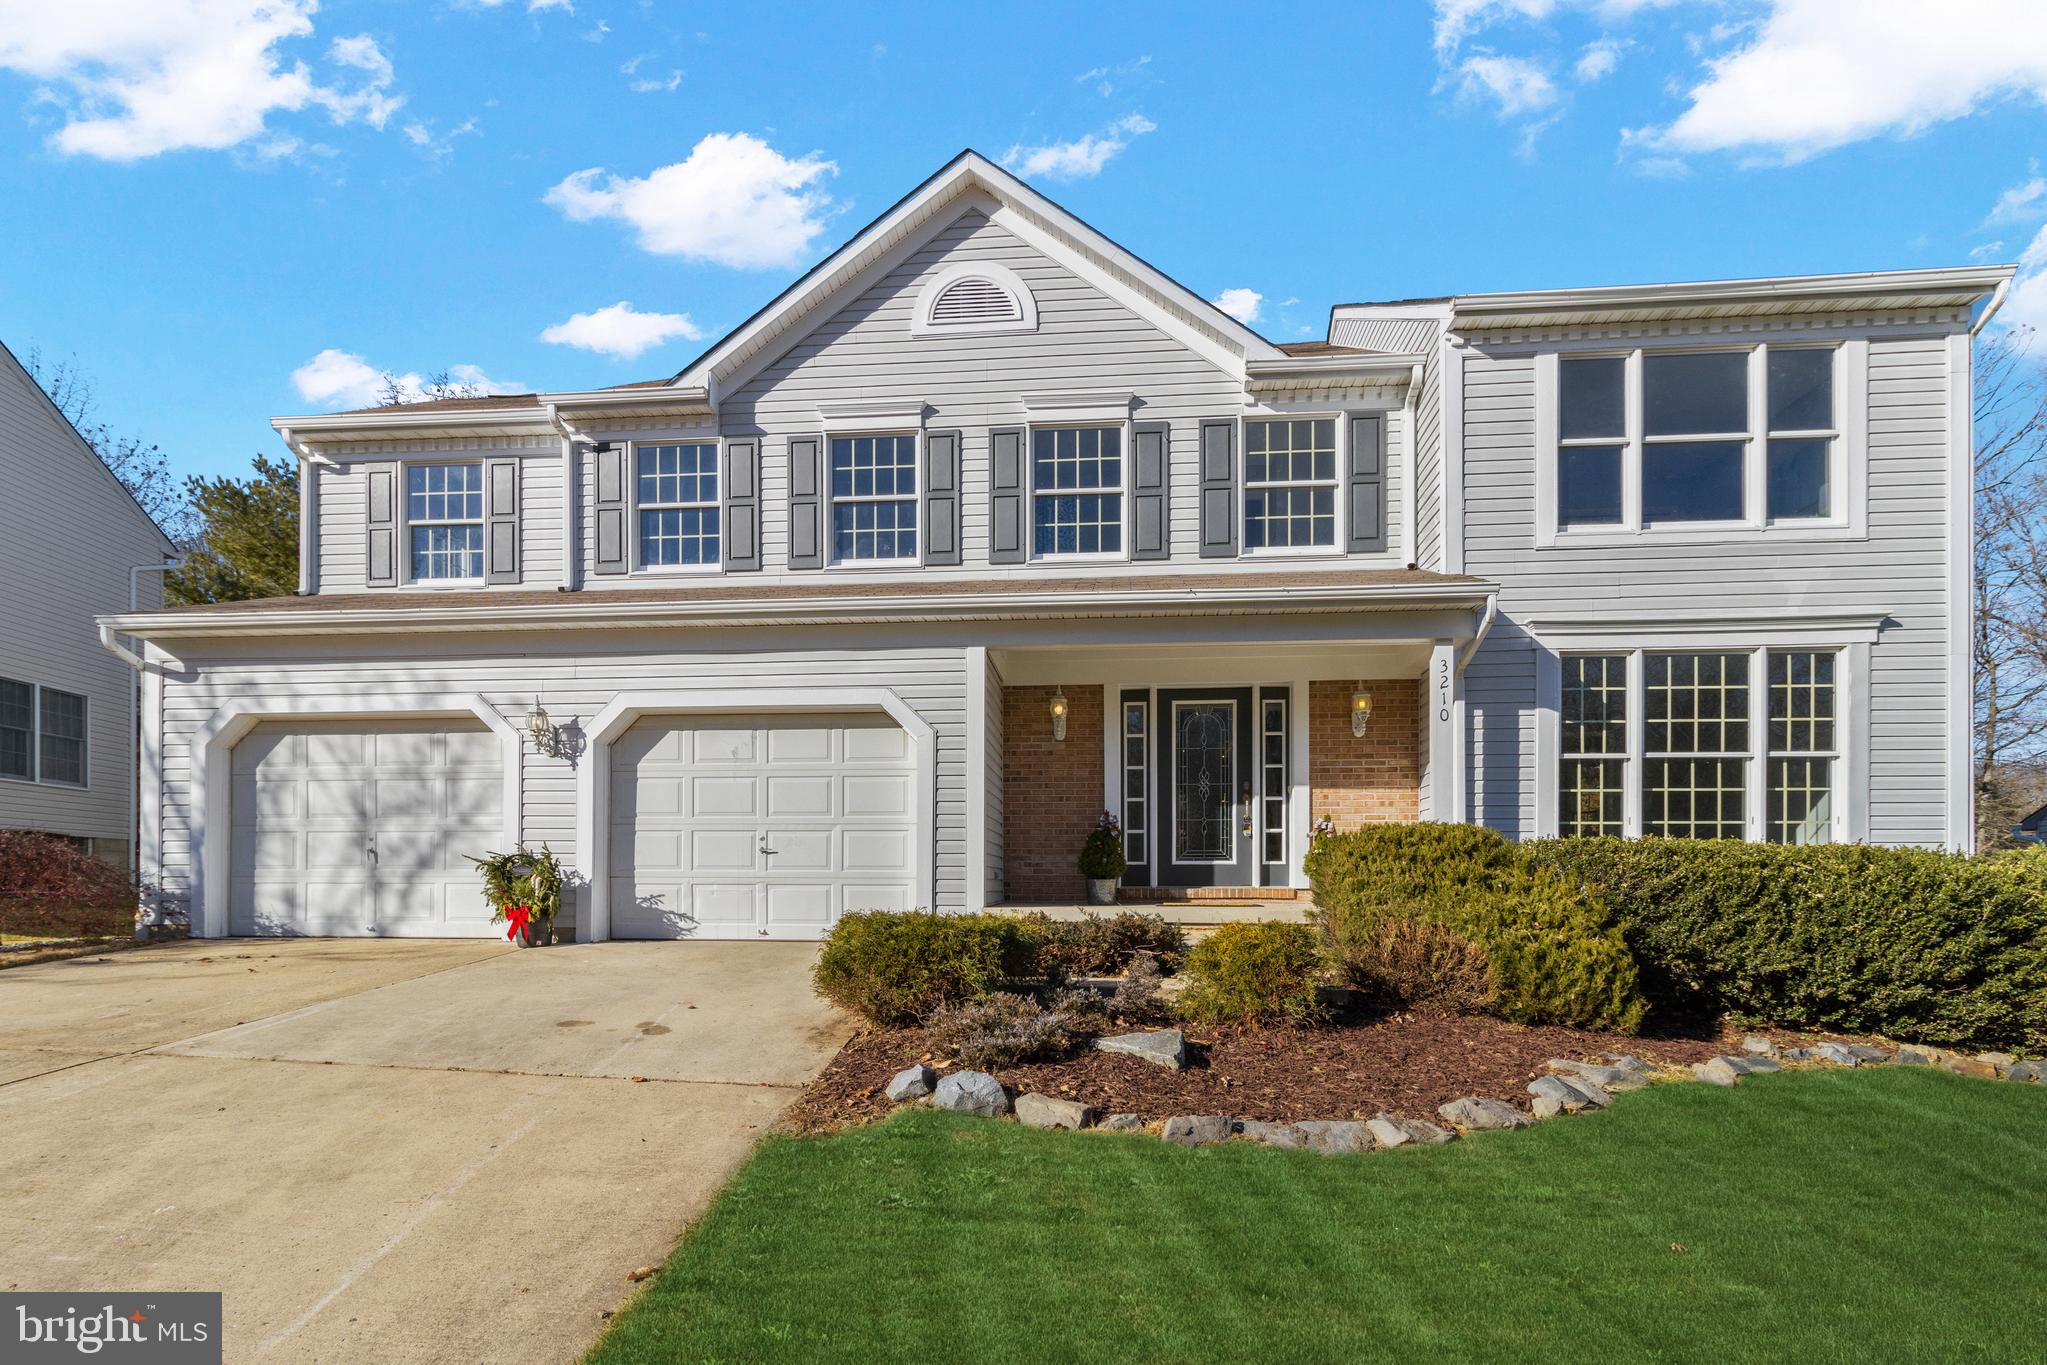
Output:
[0,938,851,1364]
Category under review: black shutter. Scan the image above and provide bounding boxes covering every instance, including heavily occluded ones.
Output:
[923,430,962,567]
[787,435,823,570]
[1198,419,1238,558]
[989,426,1026,563]
[365,463,397,587]
[1132,421,1170,560]
[485,458,520,584]
[1347,414,1387,554]
[723,438,761,572]
[592,443,627,576]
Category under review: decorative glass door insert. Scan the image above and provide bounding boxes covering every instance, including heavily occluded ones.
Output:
[1172,701,1235,863]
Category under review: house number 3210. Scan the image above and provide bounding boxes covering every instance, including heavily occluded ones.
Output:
[1436,657,1452,722]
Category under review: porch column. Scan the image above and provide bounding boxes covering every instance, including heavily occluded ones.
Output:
[1426,639,1460,821]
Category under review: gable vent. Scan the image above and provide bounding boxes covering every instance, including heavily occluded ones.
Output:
[929,276,1023,325]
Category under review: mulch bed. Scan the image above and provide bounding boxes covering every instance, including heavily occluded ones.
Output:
[784,1011,1760,1135]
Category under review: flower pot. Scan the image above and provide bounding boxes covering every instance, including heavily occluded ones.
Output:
[1086,877,1118,906]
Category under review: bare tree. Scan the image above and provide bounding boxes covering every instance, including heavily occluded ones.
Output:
[20,347,195,543]
[1973,327,2047,844]
[376,368,483,407]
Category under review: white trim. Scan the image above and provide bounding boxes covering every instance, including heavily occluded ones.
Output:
[573,688,937,941]
[1428,641,1459,820]
[826,430,924,567]
[1529,610,1887,651]
[1947,330,1976,852]
[140,653,163,910]
[189,695,523,939]
[1019,390,1134,425]
[1443,343,1466,573]
[628,439,724,573]
[911,261,1037,337]
[1287,672,1310,887]
[815,398,930,433]
[1100,682,1118,826]
[398,458,488,586]
[1163,697,1241,869]
[964,646,989,912]
[1451,264,2012,329]
[1239,411,1346,557]
[1026,418,1134,564]
[296,455,316,596]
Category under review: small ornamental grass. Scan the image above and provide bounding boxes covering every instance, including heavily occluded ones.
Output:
[1175,921,1329,1028]
[927,989,1110,1069]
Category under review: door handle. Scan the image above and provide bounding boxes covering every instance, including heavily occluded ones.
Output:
[758,833,778,857]
[366,836,378,865]
[1240,782,1253,836]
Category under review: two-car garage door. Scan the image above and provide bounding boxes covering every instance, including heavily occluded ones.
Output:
[609,713,917,939]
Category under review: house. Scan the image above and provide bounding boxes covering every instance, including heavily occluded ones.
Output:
[1,341,176,869]
[98,151,2007,940]
[2014,804,2047,845]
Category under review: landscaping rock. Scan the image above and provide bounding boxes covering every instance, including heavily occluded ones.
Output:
[1438,1097,1529,1132]
[1895,1048,1931,1066]
[1813,1043,1861,1067]
[1099,1113,1146,1132]
[2006,1060,2044,1084]
[1602,1054,1654,1076]
[1238,1119,1309,1149]
[1367,1114,1457,1148]
[1941,1054,2000,1080]
[1977,1052,2016,1077]
[1161,1114,1233,1147]
[1296,1120,1375,1155]
[1741,1036,1780,1057]
[932,1069,1010,1118]
[1781,1047,1815,1062]
[885,1064,935,1102]
[1738,1056,1782,1074]
[1096,1029,1190,1071]
[1528,1075,1606,1117]
[1845,1045,1893,1065]
[1014,1093,1096,1130]
[1693,1058,1744,1087]
[1548,1058,1652,1091]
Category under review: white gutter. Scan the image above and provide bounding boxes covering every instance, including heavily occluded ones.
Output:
[1402,362,1422,566]
[278,426,327,595]
[1970,275,2012,337]
[268,384,712,437]
[1453,264,2016,319]
[107,555,186,936]
[1456,593,1497,671]
[545,402,595,591]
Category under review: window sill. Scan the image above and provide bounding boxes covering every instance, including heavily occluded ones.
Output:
[1539,520,1860,549]
[829,557,923,570]
[401,579,487,590]
[1030,552,1130,565]
[633,564,723,576]
[1241,545,1346,560]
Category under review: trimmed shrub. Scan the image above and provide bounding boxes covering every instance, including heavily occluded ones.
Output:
[1306,823,1647,1033]
[813,912,1046,1026]
[1344,919,1497,1015]
[1019,910,1190,977]
[1176,921,1329,1028]
[928,989,1108,1069]
[1526,837,2047,1050]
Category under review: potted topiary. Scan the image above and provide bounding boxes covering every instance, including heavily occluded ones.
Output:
[1078,811,1127,906]
[469,844,565,947]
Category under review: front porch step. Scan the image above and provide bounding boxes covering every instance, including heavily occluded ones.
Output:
[994,900,1312,928]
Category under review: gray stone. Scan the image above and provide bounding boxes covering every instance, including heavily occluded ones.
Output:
[1528,1075,1604,1117]
[1741,1036,1780,1057]
[1844,1044,1893,1065]
[1438,1097,1529,1132]
[1895,1048,1931,1066]
[1781,1047,1816,1062]
[2006,1060,2045,1084]
[1977,1052,2016,1077]
[1603,1054,1654,1076]
[1014,1093,1096,1130]
[1693,1058,1743,1087]
[1737,1056,1782,1074]
[1813,1042,1861,1067]
[1237,1119,1309,1149]
[932,1069,1010,1118]
[1098,1113,1146,1132]
[1160,1114,1233,1147]
[1367,1114,1457,1148]
[1548,1058,1653,1091]
[884,1064,935,1102]
[1096,1029,1190,1071]
[1295,1120,1375,1155]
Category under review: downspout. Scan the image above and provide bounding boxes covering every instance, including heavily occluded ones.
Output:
[278,426,327,596]
[1456,593,1497,672]
[546,403,586,591]
[1402,362,1421,565]
[1970,276,2011,337]
[110,555,186,937]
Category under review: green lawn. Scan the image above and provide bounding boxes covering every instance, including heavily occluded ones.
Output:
[590,1070,2047,1364]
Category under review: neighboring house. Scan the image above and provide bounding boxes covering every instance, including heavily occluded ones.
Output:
[100,152,2007,940]
[1,340,176,868]
[2014,805,2047,845]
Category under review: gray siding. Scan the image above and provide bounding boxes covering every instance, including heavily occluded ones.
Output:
[1413,343,1444,570]
[0,348,170,847]
[1458,331,1957,845]
[150,630,973,932]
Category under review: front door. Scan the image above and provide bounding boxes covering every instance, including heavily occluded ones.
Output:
[1157,688,1256,887]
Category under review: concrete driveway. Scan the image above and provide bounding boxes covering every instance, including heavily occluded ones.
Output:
[0,938,852,1364]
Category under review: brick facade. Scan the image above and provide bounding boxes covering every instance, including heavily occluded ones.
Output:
[1308,678,1423,831]
[1001,685,1105,903]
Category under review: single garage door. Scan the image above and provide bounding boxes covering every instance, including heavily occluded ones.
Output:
[610,712,917,939]
[230,718,503,936]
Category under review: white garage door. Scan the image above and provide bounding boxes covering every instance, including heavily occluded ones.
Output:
[230,719,503,937]
[610,712,917,940]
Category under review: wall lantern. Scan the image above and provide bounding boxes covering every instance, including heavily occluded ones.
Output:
[1351,690,1373,738]
[527,699,569,758]
[1050,687,1069,742]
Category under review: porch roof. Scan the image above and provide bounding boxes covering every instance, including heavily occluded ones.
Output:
[103,568,1494,640]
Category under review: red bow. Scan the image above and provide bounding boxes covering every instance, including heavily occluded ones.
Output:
[503,905,532,943]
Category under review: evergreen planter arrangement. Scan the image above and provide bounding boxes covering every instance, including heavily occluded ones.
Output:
[1079,812,1128,906]
[469,844,565,947]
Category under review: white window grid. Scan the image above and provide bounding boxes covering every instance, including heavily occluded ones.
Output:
[406,463,485,581]
[1260,694,1288,864]
[1767,649,1838,845]
[830,435,919,563]
[1122,698,1149,871]
[636,443,720,568]
[1244,418,1338,551]
[1554,647,1842,844]
[1031,425,1125,558]
[0,675,87,787]
[1553,344,1841,536]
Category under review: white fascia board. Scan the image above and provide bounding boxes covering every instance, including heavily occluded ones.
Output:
[269,386,713,439]
[1451,264,2015,323]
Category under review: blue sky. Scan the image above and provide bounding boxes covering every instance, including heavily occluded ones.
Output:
[0,0,2044,483]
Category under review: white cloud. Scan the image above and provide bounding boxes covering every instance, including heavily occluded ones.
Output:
[1210,288,1263,324]
[1636,0,2047,164]
[545,132,837,269]
[1432,0,1674,57]
[621,55,682,93]
[0,2,404,160]
[1987,171,2047,226]
[1999,222,2047,332]
[1001,113,1155,181]
[290,349,524,409]
[403,116,479,162]
[1972,240,2008,263]
[1575,37,1626,81]
[1454,53,1560,116]
[540,302,704,360]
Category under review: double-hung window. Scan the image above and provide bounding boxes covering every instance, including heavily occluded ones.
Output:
[1244,418,1337,550]
[1032,426,1122,557]
[1555,648,1839,844]
[407,463,485,581]
[0,677,86,786]
[831,435,918,562]
[637,443,719,567]
[1555,345,1839,534]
